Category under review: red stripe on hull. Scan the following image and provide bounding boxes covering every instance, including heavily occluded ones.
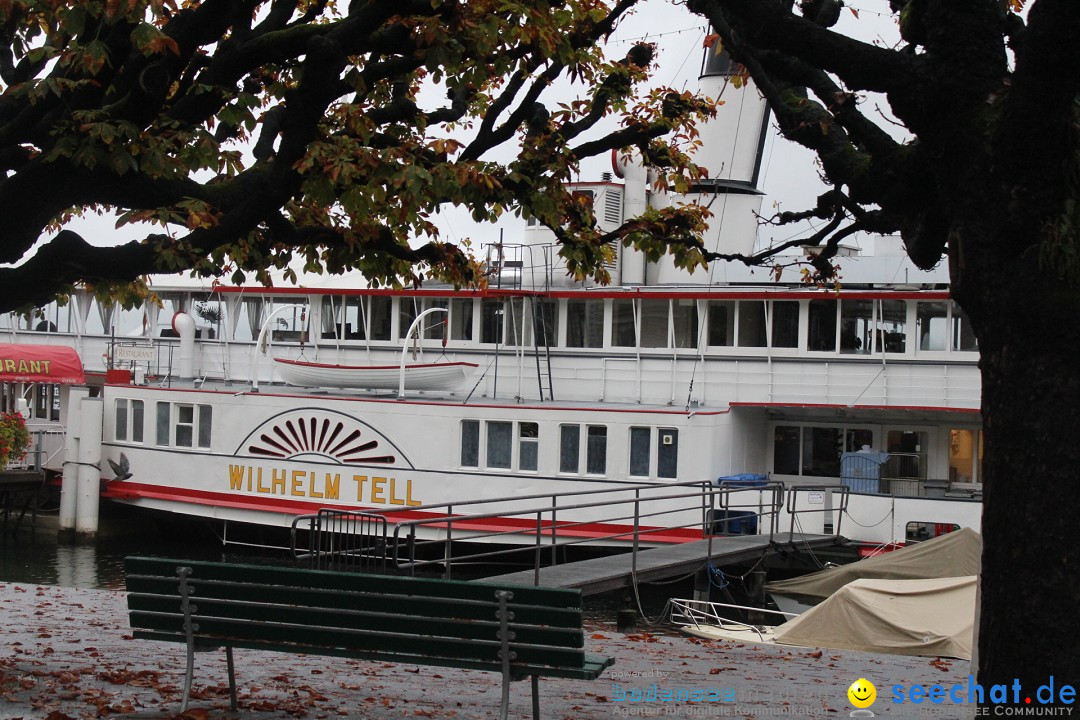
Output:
[103,481,704,544]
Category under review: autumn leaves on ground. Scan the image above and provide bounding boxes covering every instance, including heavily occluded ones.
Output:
[0,582,967,719]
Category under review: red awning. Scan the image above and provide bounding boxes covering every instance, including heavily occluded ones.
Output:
[0,344,86,385]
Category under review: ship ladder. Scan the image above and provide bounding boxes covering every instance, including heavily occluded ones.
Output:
[530,296,555,401]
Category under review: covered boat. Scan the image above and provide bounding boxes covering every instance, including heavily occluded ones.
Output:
[770,576,976,659]
[273,358,477,391]
[765,527,982,614]
[676,575,976,660]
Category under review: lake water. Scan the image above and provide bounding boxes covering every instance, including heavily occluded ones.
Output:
[0,510,684,631]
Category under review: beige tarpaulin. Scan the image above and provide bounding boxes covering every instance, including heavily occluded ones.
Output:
[772,576,976,659]
[764,527,982,604]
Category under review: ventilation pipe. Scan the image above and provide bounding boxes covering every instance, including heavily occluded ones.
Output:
[172,311,196,380]
[612,150,648,285]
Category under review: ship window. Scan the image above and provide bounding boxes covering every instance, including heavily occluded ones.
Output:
[629,427,650,476]
[481,300,504,344]
[846,428,874,452]
[707,301,735,347]
[269,297,306,343]
[803,427,843,477]
[840,300,873,354]
[878,300,907,353]
[916,301,947,351]
[460,420,479,467]
[422,299,450,340]
[398,297,420,340]
[450,299,474,341]
[519,422,539,472]
[629,427,680,478]
[586,425,607,475]
[658,429,678,478]
[198,405,212,449]
[531,300,558,347]
[808,299,838,351]
[611,300,636,347]
[559,425,580,473]
[114,399,144,443]
[486,421,512,469]
[567,300,603,348]
[738,301,767,347]
[156,402,170,446]
[949,428,982,484]
[772,424,878,478]
[673,300,698,349]
[369,296,392,341]
[321,297,343,340]
[175,404,195,447]
[772,301,800,348]
[773,426,801,475]
[115,400,128,442]
[906,522,960,542]
[503,299,525,347]
[885,430,928,480]
[640,300,668,348]
[951,302,978,351]
[341,297,366,340]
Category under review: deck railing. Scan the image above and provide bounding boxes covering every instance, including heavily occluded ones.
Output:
[284,479,839,582]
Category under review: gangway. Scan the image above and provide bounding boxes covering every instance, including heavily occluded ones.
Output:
[288,480,848,594]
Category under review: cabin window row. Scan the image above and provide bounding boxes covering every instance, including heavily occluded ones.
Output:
[459,420,678,478]
[113,399,212,449]
[8,294,978,356]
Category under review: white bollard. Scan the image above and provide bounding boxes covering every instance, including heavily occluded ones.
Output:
[74,397,103,544]
[58,387,89,544]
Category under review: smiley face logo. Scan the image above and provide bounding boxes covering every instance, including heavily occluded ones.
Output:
[847,678,877,708]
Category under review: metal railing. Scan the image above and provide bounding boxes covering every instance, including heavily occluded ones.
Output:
[667,597,797,640]
[282,480,844,582]
[387,480,719,582]
[785,484,850,537]
[290,509,388,573]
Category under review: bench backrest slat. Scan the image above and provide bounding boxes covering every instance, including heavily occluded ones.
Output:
[125,557,578,607]
[124,557,590,671]
[128,593,583,648]
[126,574,582,630]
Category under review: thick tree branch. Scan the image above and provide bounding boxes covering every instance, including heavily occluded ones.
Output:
[687,0,922,94]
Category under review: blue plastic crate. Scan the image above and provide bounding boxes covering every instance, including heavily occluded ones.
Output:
[714,473,768,488]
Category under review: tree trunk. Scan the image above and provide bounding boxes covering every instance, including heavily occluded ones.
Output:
[974,272,1080,698]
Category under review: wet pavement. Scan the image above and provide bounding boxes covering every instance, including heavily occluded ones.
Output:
[0,582,973,719]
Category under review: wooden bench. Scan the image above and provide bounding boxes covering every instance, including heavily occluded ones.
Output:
[124,557,613,719]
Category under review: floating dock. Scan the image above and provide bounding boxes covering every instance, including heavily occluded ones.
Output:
[484,532,841,595]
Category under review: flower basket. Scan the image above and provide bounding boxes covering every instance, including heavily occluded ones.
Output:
[0,411,31,471]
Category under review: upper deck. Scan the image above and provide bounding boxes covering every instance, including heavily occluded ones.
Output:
[3,273,980,413]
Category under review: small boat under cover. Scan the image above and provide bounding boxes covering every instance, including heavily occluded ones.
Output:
[673,575,976,660]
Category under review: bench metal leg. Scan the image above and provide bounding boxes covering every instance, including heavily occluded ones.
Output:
[531,676,540,720]
[177,567,196,713]
[495,590,515,720]
[226,645,237,711]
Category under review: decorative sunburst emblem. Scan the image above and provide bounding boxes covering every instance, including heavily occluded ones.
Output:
[236,409,411,467]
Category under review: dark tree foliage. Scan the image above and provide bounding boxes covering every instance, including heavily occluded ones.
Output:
[0,0,716,310]
[685,0,1080,693]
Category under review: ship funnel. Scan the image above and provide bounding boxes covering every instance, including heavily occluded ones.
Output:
[693,32,771,189]
[670,30,771,263]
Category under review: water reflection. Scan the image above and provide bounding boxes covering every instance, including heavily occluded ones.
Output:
[0,517,226,590]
